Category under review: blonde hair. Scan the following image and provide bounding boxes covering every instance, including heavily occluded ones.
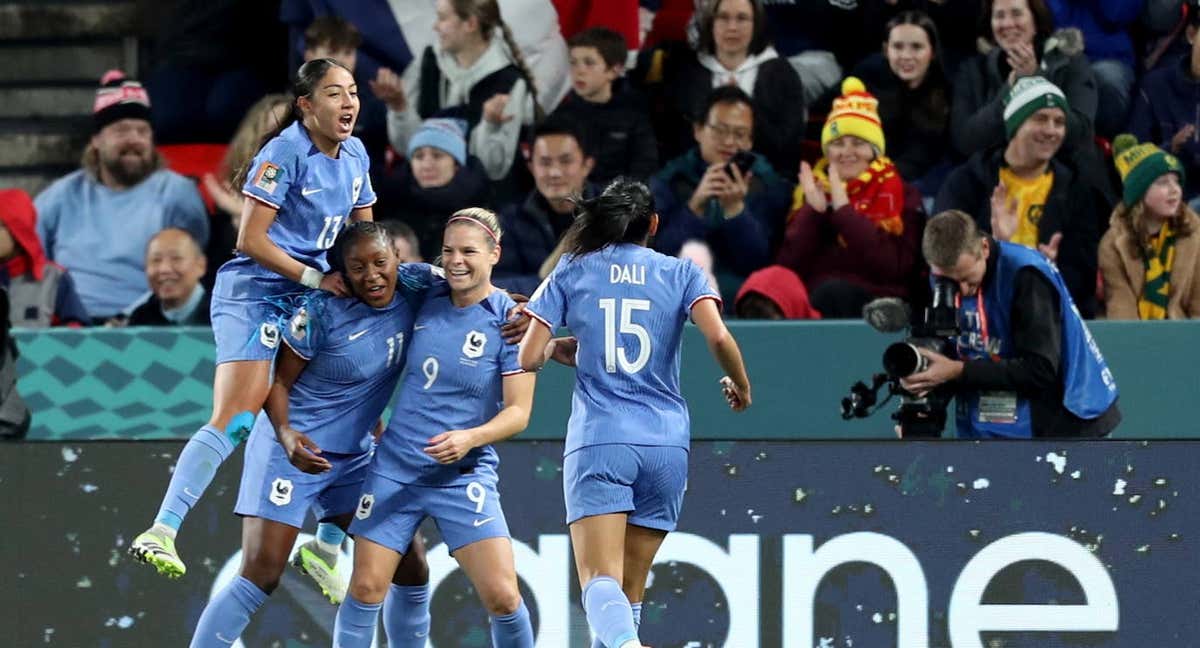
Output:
[448,0,544,121]
[224,94,291,183]
[447,207,503,249]
[1114,199,1195,261]
[923,209,984,269]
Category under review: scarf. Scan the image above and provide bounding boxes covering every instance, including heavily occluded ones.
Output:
[1139,222,1176,320]
[792,156,906,236]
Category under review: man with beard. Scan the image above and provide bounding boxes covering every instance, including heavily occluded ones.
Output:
[35,70,208,323]
[935,76,1105,318]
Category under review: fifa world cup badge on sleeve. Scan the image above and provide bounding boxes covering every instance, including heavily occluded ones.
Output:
[255,162,281,194]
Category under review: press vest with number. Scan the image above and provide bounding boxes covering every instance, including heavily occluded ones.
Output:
[955,242,1118,437]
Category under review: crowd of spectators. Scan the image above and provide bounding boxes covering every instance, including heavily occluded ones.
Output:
[9,0,1200,331]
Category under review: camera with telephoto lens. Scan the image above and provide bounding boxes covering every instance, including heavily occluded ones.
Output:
[840,278,960,437]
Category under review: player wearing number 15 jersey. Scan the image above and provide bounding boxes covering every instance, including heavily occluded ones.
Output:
[335,209,537,648]
[519,178,752,648]
[131,59,375,581]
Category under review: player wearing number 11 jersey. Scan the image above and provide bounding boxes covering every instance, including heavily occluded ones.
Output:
[519,178,752,648]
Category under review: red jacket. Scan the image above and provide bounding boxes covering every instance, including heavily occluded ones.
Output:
[776,182,925,300]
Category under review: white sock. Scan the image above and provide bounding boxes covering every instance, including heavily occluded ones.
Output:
[152,522,178,540]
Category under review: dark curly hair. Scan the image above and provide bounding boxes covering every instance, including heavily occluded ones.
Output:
[565,177,656,258]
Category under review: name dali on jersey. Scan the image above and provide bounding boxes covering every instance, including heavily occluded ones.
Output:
[610,264,645,285]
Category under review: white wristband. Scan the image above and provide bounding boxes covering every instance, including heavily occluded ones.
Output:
[299,266,324,289]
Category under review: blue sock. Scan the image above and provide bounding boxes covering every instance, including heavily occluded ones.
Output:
[582,577,638,648]
[155,417,251,530]
[188,576,268,648]
[490,599,534,647]
[591,602,642,648]
[316,522,346,546]
[333,593,382,648]
[382,583,430,648]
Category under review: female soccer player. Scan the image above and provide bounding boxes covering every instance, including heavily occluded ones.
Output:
[333,209,537,648]
[129,58,374,581]
[189,222,433,647]
[518,178,752,648]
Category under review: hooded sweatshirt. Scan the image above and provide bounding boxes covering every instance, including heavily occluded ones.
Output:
[0,189,87,327]
[386,32,534,181]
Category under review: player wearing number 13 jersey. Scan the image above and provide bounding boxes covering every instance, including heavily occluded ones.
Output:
[336,209,537,648]
[130,59,377,582]
[519,178,752,648]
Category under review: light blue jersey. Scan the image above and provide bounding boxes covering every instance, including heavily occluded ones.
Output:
[219,121,376,298]
[371,287,523,486]
[526,244,719,454]
[253,263,438,454]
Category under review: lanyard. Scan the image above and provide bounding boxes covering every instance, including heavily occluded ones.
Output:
[957,288,1000,361]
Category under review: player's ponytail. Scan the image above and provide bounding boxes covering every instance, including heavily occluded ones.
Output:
[231,58,353,189]
[567,177,655,258]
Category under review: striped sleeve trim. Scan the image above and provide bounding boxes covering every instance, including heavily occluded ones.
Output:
[689,294,723,312]
[242,191,281,210]
[525,308,555,330]
[353,197,377,210]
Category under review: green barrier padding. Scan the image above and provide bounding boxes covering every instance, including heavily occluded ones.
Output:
[12,320,1193,440]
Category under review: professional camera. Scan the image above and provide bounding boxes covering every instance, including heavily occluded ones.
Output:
[840,278,959,437]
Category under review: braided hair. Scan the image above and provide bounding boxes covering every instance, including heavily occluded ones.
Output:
[448,0,544,121]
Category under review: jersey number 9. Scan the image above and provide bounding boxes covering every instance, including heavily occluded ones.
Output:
[599,298,651,374]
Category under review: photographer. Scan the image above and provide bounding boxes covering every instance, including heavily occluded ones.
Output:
[900,210,1121,438]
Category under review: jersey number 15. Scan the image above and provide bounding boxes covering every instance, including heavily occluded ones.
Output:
[599,298,651,374]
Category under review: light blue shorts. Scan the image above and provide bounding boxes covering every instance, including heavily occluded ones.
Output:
[211,266,305,364]
[234,427,371,528]
[563,444,689,531]
[349,471,510,554]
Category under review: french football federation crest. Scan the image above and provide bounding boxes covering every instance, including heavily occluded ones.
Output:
[269,478,293,506]
[462,330,487,359]
[356,493,375,520]
[289,307,309,340]
[260,322,280,349]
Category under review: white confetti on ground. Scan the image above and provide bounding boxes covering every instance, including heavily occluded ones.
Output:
[817,638,835,648]
[1113,478,1127,495]
[76,576,91,589]
[80,483,99,493]
[61,447,78,463]
[972,478,990,490]
[946,465,954,473]
[1070,470,1081,479]
[872,612,883,624]
[1045,452,1067,474]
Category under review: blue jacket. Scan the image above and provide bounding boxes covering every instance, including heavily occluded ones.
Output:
[955,242,1119,438]
[650,148,791,281]
[1130,55,1200,199]
[1047,0,1144,68]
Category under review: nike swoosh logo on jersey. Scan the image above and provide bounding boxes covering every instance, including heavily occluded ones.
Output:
[301,187,323,196]
[348,329,368,341]
[414,325,427,330]
[473,516,495,527]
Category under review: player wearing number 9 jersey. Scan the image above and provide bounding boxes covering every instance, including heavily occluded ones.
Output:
[335,209,537,648]
[519,178,752,648]
[130,59,375,582]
